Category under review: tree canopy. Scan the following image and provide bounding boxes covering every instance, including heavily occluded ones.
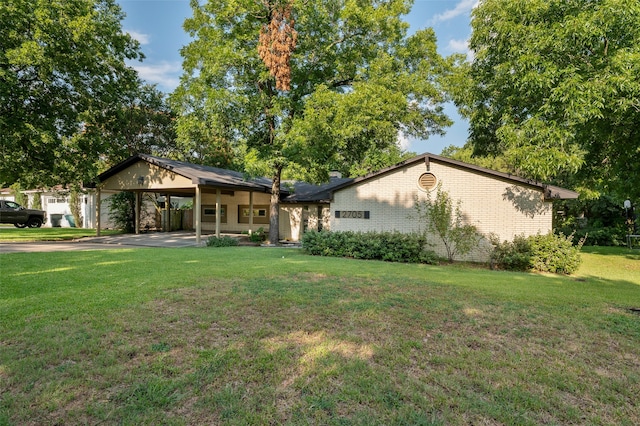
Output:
[82,84,179,166]
[172,0,456,243]
[459,0,640,200]
[0,0,145,187]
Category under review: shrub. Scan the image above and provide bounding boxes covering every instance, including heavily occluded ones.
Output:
[412,184,482,262]
[249,227,266,243]
[10,183,26,206]
[302,230,438,264]
[206,235,239,247]
[555,195,628,246]
[32,192,42,210]
[561,226,626,247]
[108,191,136,233]
[490,232,584,274]
[69,187,83,228]
[489,234,531,272]
[528,232,584,274]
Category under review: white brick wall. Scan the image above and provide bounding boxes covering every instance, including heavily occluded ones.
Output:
[330,160,554,261]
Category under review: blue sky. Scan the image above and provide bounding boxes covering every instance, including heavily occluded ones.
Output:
[117,0,476,154]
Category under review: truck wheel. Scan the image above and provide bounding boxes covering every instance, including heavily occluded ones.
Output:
[14,223,27,228]
[27,217,43,228]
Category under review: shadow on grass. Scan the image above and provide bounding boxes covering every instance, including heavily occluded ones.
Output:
[582,245,640,257]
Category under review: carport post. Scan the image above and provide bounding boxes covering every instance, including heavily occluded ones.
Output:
[165,194,171,232]
[215,188,221,238]
[249,191,254,231]
[96,188,101,236]
[135,192,141,235]
[195,185,202,245]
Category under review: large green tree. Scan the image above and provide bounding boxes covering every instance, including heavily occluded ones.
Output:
[81,83,180,165]
[172,0,455,244]
[460,0,640,200]
[0,0,143,187]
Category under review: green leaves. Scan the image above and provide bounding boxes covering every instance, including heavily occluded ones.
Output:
[173,0,454,181]
[1,0,143,186]
[462,0,640,198]
[172,0,456,243]
[413,184,482,262]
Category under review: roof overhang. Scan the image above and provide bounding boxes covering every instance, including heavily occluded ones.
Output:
[88,154,278,195]
[328,153,579,201]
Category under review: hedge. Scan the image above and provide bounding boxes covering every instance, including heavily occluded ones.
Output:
[302,230,439,264]
[490,232,584,274]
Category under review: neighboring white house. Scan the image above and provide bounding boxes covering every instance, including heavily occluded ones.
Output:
[90,153,578,259]
[8,184,187,230]
[0,188,15,201]
[18,188,130,229]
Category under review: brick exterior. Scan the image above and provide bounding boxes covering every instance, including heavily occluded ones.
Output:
[330,160,554,261]
[94,154,571,253]
[200,191,272,233]
[280,204,330,240]
[198,193,330,239]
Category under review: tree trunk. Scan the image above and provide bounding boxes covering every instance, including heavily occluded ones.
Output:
[268,165,282,245]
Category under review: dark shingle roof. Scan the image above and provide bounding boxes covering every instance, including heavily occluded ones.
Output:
[328,153,579,200]
[92,152,578,202]
[94,154,275,193]
[282,178,354,203]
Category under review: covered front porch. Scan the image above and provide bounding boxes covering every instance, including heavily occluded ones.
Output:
[92,154,275,246]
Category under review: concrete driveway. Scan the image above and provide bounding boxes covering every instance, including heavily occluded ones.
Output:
[0,231,206,253]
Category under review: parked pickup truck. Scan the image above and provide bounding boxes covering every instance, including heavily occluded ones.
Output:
[0,200,46,228]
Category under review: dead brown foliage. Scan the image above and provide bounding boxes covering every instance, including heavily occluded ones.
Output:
[258,0,298,91]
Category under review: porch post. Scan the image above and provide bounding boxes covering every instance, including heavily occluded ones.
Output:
[195,185,202,245]
[249,191,254,232]
[96,188,101,236]
[165,194,171,232]
[215,188,221,238]
[135,191,141,235]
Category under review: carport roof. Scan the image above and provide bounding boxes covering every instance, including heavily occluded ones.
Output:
[92,154,359,203]
[92,154,278,194]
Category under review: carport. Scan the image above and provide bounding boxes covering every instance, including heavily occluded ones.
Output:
[91,154,276,245]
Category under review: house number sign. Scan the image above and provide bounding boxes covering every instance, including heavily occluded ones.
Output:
[335,210,370,219]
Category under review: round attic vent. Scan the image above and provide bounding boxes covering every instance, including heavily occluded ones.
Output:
[418,172,437,191]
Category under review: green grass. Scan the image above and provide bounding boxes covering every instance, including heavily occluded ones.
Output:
[0,227,122,242]
[1,246,639,425]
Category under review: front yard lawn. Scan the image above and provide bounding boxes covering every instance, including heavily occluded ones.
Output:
[1,246,638,424]
[0,227,121,242]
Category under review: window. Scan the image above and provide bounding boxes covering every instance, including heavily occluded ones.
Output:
[202,205,227,223]
[47,198,67,204]
[238,205,270,224]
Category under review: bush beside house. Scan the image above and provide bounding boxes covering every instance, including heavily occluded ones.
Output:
[489,232,584,274]
[303,230,438,264]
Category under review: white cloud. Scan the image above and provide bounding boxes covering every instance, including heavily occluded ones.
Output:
[447,38,474,61]
[448,38,468,52]
[397,130,410,151]
[432,0,478,23]
[126,30,151,45]
[131,61,182,92]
